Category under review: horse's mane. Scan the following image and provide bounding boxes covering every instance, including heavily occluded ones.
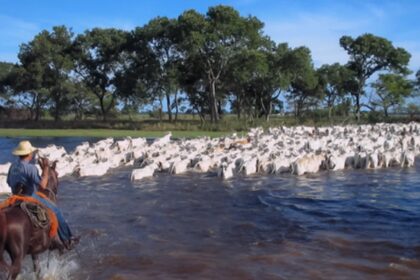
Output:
[38,158,59,202]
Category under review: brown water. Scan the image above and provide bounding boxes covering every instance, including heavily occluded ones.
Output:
[62,163,420,280]
[1,138,420,279]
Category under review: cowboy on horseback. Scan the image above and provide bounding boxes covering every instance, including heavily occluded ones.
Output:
[6,140,79,250]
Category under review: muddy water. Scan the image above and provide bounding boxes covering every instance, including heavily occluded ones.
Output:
[1,138,420,279]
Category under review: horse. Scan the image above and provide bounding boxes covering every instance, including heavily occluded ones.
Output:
[0,158,62,280]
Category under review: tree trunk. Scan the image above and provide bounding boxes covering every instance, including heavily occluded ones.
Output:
[209,80,219,123]
[159,97,163,123]
[236,95,241,120]
[98,93,107,122]
[328,105,333,121]
[265,101,272,122]
[355,93,361,122]
[174,91,179,122]
[166,93,172,122]
[53,96,61,122]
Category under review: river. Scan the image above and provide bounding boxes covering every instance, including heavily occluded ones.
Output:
[1,137,420,279]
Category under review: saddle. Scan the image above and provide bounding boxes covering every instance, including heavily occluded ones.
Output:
[19,201,50,229]
[0,194,58,237]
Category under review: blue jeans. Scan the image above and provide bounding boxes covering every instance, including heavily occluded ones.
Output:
[32,192,72,242]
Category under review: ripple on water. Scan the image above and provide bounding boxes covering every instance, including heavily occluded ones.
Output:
[1,137,420,279]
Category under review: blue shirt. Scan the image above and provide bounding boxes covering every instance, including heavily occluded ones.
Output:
[7,159,41,195]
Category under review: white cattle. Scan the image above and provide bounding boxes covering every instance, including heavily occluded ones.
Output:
[268,157,292,174]
[37,145,67,163]
[55,157,77,178]
[400,151,415,167]
[73,142,90,156]
[152,132,172,147]
[353,152,369,169]
[75,162,111,177]
[234,153,258,176]
[93,138,114,151]
[169,158,191,175]
[218,161,236,180]
[131,164,158,181]
[291,154,326,176]
[0,175,10,193]
[113,138,132,152]
[194,156,213,173]
[131,137,147,149]
[0,163,11,175]
[326,153,347,171]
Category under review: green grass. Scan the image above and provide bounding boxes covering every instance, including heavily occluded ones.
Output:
[0,128,233,138]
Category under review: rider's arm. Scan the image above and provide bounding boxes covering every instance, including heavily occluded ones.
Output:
[30,164,48,191]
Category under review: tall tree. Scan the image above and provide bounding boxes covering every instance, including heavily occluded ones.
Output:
[115,26,159,118]
[286,47,321,117]
[73,28,128,121]
[317,63,354,120]
[371,73,413,117]
[143,17,180,122]
[340,33,411,121]
[177,5,265,122]
[226,42,292,121]
[0,61,15,103]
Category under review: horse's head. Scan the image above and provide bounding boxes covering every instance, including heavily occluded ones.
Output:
[38,157,59,201]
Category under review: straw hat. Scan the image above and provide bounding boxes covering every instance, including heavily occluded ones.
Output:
[12,140,37,156]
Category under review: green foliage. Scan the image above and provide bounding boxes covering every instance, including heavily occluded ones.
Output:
[371,73,413,117]
[286,47,322,117]
[0,7,417,127]
[339,33,411,121]
[73,28,129,121]
[177,5,266,123]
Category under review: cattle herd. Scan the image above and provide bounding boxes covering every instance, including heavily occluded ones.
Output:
[0,122,419,193]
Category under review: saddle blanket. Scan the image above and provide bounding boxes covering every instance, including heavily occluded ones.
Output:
[0,192,58,237]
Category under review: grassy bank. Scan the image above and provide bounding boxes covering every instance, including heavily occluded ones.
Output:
[0,128,232,138]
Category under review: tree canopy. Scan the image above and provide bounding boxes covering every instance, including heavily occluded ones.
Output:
[0,7,417,123]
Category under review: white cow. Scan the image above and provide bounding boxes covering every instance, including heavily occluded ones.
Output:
[0,175,10,193]
[131,164,158,181]
[0,163,11,175]
[218,161,236,180]
[291,154,326,176]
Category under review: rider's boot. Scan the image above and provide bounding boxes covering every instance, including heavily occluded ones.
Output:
[50,235,65,254]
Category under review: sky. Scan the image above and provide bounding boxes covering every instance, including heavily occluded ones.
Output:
[1,0,420,72]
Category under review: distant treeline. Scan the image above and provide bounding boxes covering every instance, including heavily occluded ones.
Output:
[0,5,419,124]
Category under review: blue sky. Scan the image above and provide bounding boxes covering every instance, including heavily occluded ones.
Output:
[1,0,420,72]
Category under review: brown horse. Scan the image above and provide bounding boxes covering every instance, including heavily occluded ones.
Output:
[0,158,62,280]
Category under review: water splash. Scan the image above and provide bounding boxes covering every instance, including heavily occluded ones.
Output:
[16,252,79,280]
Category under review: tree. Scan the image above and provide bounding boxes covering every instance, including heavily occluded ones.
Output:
[340,33,411,121]
[115,26,159,120]
[0,62,14,81]
[177,5,265,123]
[39,26,75,121]
[415,69,420,92]
[317,63,354,120]
[4,26,76,121]
[142,17,180,122]
[0,61,15,103]
[371,73,413,117]
[226,42,293,121]
[286,47,322,117]
[407,103,419,119]
[73,28,128,121]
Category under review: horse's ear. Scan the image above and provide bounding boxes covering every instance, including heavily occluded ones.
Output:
[52,160,58,170]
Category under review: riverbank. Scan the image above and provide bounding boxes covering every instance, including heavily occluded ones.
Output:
[0,129,230,138]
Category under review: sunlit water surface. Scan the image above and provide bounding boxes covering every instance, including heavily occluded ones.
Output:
[1,138,420,280]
